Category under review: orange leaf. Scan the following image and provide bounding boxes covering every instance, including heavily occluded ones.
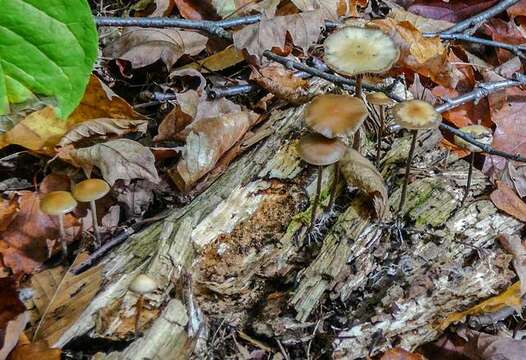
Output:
[380,348,426,360]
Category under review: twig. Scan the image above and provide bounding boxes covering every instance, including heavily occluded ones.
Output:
[440,0,521,35]
[208,84,258,98]
[95,16,232,39]
[436,75,526,162]
[263,51,403,101]
[430,33,526,57]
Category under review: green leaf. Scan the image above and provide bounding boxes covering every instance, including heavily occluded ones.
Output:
[0,0,98,123]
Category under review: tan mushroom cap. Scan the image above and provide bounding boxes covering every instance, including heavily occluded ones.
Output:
[454,125,493,153]
[72,179,110,202]
[129,274,157,294]
[324,27,399,76]
[366,92,395,106]
[305,94,367,139]
[297,133,347,166]
[392,100,442,130]
[40,191,78,216]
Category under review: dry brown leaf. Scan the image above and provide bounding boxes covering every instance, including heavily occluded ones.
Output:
[0,276,27,359]
[438,282,523,331]
[340,148,389,219]
[31,253,102,345]
[233,11,326,60]
[291,0,339,16]
[7,333,60,360]
[386,0,453,33]
[0,198,18,232]
[174,0,219,20]
[150,0,175,16]
[0,175,81,274]
[460,328,526,360]
[69,139,160,185]
[380,347,426,360]
[57,118,148,148]
[181,45,245,72]
[0,76,140,154]
[169,111,259,191]
[372,19,459,88]
[103,28,209,69]
[490,181,526,222]
[249,62,309,105]
[498,234,526,296]
[155,91,242,142]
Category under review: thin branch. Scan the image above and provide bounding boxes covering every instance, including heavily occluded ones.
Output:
[436,75,526,162]
[440,0,521,35]
[263,51,403,101]
[430,33,526,57]
[95,16,232,39]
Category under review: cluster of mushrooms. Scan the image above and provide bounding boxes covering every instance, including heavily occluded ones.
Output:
[298,26,493,229]
[39,178,110,259]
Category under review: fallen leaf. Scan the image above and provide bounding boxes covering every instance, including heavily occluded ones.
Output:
[7,333,60,360]
[169,111,259,191]
[249,62,309,105]
[490,181,526,222]
[181,45,245,72]
[340,148,389,219]
[233,11,326,60]
[0,276,27,359]
[150,0,175,16]
[405,0,498,23]
[174,0,219,20]
[0,198,18,232]
[31,253,102,345]
[0,76,140,154]
[155,91,242,142]
[461,328,526,360]
[484,19,526,64]
[438,282,523,331]
[57,118,148,148]
[497,234,526,296]
[380,347,426,360]
[372,18,459,88]
[103,28,209,69]
[291,0,339,16]
[114,180,156,219]
[0,176,81,274]
[387,1,453,33]
[69,139,160,185]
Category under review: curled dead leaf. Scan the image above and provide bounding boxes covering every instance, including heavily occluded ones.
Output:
[0,276,27,358]
[69,139,160,185]
[497,234,526,296]
[490,181,526,222]
[380,347,426,360]
[103,28,209,69]
[169,111,259,191]
[340,148,389,219]
[57,118,148,147]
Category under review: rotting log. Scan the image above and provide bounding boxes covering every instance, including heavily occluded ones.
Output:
[48,80,522,359]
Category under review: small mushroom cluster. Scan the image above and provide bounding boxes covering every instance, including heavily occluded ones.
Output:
[298,94,368,231]
[39,178,110,260]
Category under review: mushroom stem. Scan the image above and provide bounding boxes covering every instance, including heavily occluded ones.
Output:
[57,214,68,259]
[398,130,418,214]
[309,166,323,232]
[376,106,384,165]
[135,294,144,337]
[328,162,340,211]
[355,74,363,98]
[89,200,102,248]
[461,152,475,205]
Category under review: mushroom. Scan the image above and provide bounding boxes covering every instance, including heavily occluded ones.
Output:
[72,179,110,247]
[392,100,442,214]
[324,26,399,98]
[454,125,493,205]
[297,133,346,232]
[40,191,78,260]
[366,92,395,164]
[129,274,157,337]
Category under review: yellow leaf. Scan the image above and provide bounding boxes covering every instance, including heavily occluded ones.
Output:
[182,45,244,73]
[437,282,522,331]
[0,76,140,154]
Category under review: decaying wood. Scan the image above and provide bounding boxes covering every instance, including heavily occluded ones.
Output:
[49,80,522,358]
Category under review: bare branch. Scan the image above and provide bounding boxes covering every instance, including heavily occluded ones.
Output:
[430,33,526,58]
[440,0,521,35]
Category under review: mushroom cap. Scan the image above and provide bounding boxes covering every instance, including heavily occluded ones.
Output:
[40,191,78,216]
[297,133,347,166]
[392,100,442,130]
[366,92,395,106]
[129,274,157,294]
[72,179,110,202]
[324,27,399,76]
[304,94,368,138]
[454,125,493,153]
